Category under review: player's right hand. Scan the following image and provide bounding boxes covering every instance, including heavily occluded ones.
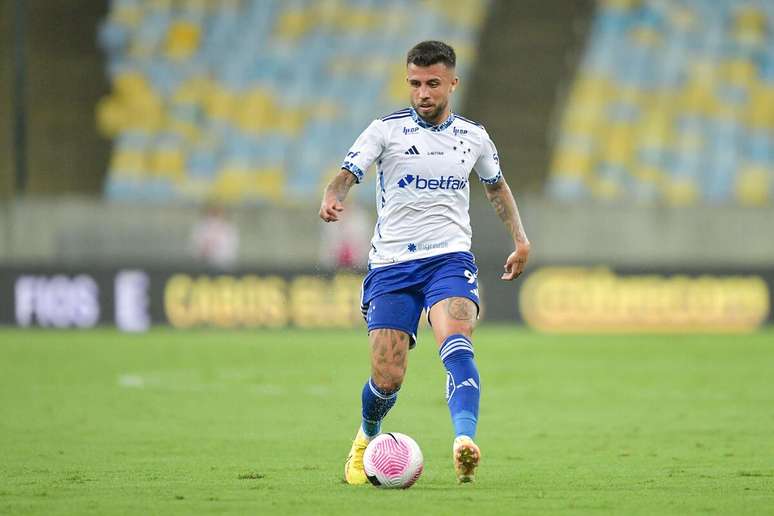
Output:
[319,197,344,222]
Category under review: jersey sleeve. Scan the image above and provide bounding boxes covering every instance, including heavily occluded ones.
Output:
[341,120,387,183]
[473,130,503,184]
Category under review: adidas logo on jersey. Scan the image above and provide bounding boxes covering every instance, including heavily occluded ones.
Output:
[397,174,468,190]
[404,145,420,155]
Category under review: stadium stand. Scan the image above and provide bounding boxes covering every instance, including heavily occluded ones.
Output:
[548,0,774,205]
[96,0,490,204]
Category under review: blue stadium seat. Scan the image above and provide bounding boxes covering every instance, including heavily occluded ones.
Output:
[98,0,492,203]
[549,0,773,205]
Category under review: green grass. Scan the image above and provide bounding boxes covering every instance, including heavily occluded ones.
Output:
[1,326,773,515]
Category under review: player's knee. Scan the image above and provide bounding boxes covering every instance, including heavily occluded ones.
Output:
[438,325,473,346]
[372,358,405,391]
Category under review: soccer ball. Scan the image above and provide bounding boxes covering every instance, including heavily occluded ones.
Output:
[363,432,424,489]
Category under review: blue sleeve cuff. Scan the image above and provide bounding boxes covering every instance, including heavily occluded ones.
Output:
[479,171,502,185]
[342,161,364,183]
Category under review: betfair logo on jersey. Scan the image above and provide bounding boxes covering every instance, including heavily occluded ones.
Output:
[453,127,468,136]
[397,174,468,190]
[403,127,419,135]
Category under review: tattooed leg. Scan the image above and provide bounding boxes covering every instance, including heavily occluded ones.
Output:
[369,328,409,392]
[358,328,409,437]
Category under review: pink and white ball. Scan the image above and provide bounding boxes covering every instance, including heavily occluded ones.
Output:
[363,432,424,489]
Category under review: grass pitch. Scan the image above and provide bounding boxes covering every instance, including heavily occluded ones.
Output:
[1,326,773,515]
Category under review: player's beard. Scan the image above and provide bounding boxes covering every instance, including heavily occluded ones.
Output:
[412,99,447,126]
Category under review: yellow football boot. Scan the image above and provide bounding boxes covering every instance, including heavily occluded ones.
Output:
[453,435,480,483]
[344,427,371,485]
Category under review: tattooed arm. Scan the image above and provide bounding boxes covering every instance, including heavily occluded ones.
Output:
[483,177,530,280]
[319,169,358,222]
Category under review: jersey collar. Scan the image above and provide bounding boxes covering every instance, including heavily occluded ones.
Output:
[410,107,455,132]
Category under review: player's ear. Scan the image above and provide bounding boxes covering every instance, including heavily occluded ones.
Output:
[450,76,459,92]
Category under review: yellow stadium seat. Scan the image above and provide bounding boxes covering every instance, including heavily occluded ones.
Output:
[551,148,594,178]
[172,76,211,105]
[679,81,720,116]
[234,88,276,134]
[165,20,201,60]
[148,147,186,182]
[732,6,767,46]
[663,178,698,205]
[276,109,306,137]
[602,125,636,166]
[632,165,666,185]
[110,149,148,178]
[212,168,285,203]
[735,165,770,205]
[166,119,200,141]
[745,85,774,129]
[329,8,382,32]
[590,177,623,200]
[572,74,615,100]
[718,58,757,88]
[251,168,285,201]
[386,64,410,104]
[97,71,165,134]
[637,110,673,148]
[274,9,316,40]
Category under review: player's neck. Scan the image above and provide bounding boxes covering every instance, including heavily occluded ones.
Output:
[413,106,453,128]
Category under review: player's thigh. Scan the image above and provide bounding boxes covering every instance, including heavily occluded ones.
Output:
[368,328,411,391]
[428,297,477,346]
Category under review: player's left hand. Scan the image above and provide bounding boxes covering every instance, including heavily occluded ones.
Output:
[501,242,530,281]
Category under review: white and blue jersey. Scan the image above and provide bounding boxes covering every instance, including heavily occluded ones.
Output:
[342,107,502,268]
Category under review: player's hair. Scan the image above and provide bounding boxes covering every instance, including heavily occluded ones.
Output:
[406,41,456,68]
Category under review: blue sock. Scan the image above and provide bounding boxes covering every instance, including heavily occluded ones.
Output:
[361,378,398,437]
[440,334,480,439]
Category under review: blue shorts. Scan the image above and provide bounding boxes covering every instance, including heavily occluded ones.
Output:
[360,251,480,348]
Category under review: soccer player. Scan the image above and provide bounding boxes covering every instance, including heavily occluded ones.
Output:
[319,40,530,484]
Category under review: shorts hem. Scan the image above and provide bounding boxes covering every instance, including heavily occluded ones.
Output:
[367,324,418,349]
